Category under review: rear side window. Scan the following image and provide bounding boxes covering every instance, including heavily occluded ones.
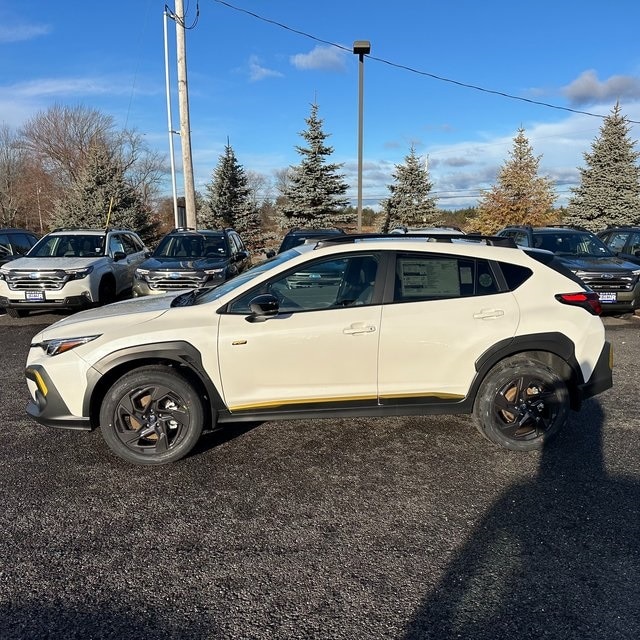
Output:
[393,253,499,302]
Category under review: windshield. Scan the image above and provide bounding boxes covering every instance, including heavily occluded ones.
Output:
[28,234,105,258]
[155,235,228,259]
[535,232,615,257]
[193,248,303,305]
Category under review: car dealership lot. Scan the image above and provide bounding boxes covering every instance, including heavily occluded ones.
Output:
[1,311,639,639]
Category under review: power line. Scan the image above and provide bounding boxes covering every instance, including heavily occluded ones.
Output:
[212,0,640,125]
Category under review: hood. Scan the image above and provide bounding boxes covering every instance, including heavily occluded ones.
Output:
[555,254,640,273]
[1,256,104,271]
[140,256,227,271]
[36,294,176,339]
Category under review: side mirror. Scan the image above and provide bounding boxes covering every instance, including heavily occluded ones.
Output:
[246,294,279,322]
[113,251,127,261]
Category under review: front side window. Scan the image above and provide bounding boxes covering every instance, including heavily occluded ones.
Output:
[109,234,125,255]
[601,231,628,253]
[227,254,380,314]
[393,253,499,302]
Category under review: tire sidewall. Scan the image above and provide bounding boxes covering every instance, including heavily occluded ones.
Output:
[474,358,569,451]
[100,367,204,465]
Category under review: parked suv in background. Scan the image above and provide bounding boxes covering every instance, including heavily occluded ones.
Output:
[132,228,250,297]
[0,228,147,317]
[268,228,346,257]
[0,228,39,267]
[497,225,640,313]
[597,226,640,267]
[25,232,612,465]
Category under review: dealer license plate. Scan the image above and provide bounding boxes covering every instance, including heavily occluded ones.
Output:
[25,290,45,302]
[598,292,617,303]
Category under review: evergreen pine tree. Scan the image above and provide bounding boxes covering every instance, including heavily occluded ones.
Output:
[378,146,439,232]
[279,103,351,229]
[473,128,557,234]
[51,143,156,244]
[201,142,263,250]
[565,102,640,231]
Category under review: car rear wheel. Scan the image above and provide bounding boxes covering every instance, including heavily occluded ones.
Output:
[99,366,204,465]
[473,356,569,451]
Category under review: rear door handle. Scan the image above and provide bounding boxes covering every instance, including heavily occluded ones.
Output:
[473,309,505,320]
[343,323,377,335]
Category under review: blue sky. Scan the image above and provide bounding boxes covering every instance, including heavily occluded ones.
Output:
[2,0,640,210]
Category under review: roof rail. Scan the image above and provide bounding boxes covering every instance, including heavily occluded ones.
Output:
[51,227,112,233]
[315,233,517,248]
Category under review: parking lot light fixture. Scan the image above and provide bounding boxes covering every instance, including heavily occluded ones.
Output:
[353,40,371,233]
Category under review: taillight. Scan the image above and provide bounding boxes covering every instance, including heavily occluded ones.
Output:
[555,292,602,315]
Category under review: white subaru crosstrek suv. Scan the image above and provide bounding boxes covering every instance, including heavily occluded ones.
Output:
[0,228,148,317]
[25,232,613,465]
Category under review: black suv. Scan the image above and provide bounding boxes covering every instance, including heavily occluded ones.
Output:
[0,228,38,266]
[269,228,346,256]
[132,228,250,296]
[497,225,640,312]
[597,226,640,267]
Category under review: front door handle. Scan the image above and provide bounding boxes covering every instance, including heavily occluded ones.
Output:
[343,323,377,335]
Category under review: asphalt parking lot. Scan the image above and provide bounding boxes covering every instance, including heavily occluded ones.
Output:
[1,310,639,640]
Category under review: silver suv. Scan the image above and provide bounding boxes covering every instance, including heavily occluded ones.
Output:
[25,233,612,464]
[0,228,148,317]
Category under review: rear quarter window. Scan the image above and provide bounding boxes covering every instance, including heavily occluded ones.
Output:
[498,262,533,290]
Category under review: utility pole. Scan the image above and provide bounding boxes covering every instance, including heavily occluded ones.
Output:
[175,0,197,229]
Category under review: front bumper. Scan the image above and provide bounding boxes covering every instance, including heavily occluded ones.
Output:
[25,365,92,430]
[0,294,93,312]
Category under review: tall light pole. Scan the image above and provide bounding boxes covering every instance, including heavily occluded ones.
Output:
[353,40,370,233]
[164,8,179,228]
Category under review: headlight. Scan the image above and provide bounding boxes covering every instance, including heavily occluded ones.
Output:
[135,268,150,279]
[31,335,101,356]
[67,266,94,280]
[204,268,225,276]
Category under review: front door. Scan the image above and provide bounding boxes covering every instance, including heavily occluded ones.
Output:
[217,254,382,413]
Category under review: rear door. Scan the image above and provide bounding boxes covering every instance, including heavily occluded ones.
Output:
[377,252,520,402]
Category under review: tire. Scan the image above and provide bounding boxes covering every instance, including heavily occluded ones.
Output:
[473,356,569,451]
[98,277,116,306]
[99,366,204,465]
[6,308,29,318]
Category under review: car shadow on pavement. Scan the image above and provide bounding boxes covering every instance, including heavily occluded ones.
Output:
[189,420,265,458]
[402,400,640,640]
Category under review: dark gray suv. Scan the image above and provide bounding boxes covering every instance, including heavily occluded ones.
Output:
[497,225,640,313]
[0,228,38,267]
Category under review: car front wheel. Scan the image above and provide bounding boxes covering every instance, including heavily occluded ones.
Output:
[99,366,204,464]
[473,356,569,451]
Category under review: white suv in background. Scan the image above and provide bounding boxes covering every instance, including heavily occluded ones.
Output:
[25,233,612,464]
[0,228,148,317]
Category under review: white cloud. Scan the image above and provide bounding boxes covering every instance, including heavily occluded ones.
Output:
[290,45,347,72]
[0,22,50,43]
[248,55,283,82]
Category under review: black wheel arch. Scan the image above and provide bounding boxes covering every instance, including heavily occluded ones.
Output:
[470,332,584,411]
[84,341,225,429]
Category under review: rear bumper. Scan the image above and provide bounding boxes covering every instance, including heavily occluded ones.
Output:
[579,340,613,401]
